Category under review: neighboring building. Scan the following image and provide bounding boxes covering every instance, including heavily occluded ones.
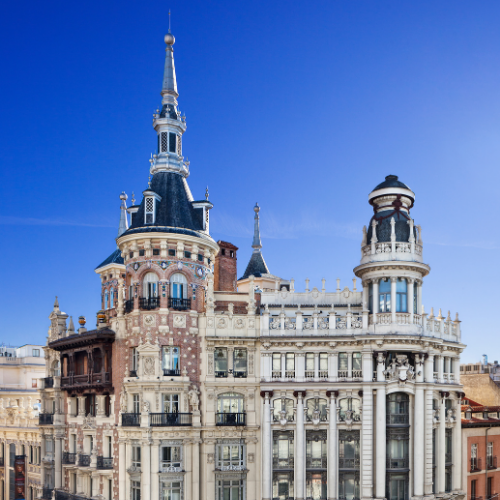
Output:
[37,26,467,500]
[461,396,500,500]
[0,344,45,500]
[461,357,500,406]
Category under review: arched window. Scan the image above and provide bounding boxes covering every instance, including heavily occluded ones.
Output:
[110,287,115,308]
[170,273,187,299]
[104,290,109,310]
[143,272,158,299]
[217,393,245,425]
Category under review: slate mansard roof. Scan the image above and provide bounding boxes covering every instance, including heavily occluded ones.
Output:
[123,171,215,243]
[95,249,124,270]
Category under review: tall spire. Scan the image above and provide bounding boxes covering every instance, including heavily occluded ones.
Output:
[162,30,178,104]
[117,192,129,239]
[252,203,262,251]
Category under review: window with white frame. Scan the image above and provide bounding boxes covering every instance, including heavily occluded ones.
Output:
[319,353,328,376]
[272,353,281,377]
[104,289,109,309]
[161,480,182,500]
[145,196,155,224]
[162,394,179,413]
[132,394,140,414]
[143,272,158,299]
[110,287,115,308]
[216,478,245,500]
[32,349,40,357]
[216,440,245,470]
[233,349,247,378]
[215,348,228,377]
[170,273,187,299]
[131,480,141,500]
[352,352,362,377]
[285,353,295,377]
[132,444,141,468]
[471,443,478,470]
[161,445,182,469]
[217,393,244,414]
[162,347,180,375]
[273,398,295,423]
[305,353,315,378]
[131,347,139,373]
[339,353,348,377]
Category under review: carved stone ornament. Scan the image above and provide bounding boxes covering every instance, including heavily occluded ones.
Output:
[144,357,155,375]
[141,400,150,413]
[82,414,96,430]
[143,315,155,327]
[234,318,245,329]
[207,453,214,464]
[383,355,415,382]
[173,315,186,328]
[217,317,228,329]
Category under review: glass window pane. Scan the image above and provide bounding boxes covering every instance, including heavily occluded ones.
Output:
[396,279,407,293]
[379,279,391,292]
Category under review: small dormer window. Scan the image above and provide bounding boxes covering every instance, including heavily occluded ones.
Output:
[145,197,155,224]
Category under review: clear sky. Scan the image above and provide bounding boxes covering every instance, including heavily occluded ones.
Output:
[1,0,499,362]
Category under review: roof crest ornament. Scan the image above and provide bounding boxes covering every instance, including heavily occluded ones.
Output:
[252,203,262,251]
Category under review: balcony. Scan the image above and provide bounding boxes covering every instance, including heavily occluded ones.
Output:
[215,371,228,378]
[97,456,113,469]
[61,372,111,390]
[306,456,327,469]
[216,412,246,426]
[234,371,247,378]
[273,457,294,469]
[339,457,360,469]
[163,369,181,376]
[150,412,192,427]
[42,488,54,500]
[125,299,134,314]
[79,454,90,467]
[55,492,91,500]
[386,414,409,425]
[122,413,141,426]
[39,413,54,425]
[139,297,160,310]
[43,377,54,388]
[471,458,482,472]
[488,456,497,469]
[386,457,410,469]
[62,452,76,465]
[168,297,191,311]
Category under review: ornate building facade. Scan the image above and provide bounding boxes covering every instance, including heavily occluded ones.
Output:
[37,27,466,500]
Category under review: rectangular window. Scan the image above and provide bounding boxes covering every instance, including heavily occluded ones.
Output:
[106,436,112,458]
[108,479,112,500]
[129,251,134,259]
[160,132,168,152]
[339,353,348,370]
[217,442,245,470]
[132,445,141,467]
[131,480,141,500]
[145,197,155,224]
[197,253,203,262]
[162,394,179,413]
[71,473,77,494]
[396,278,408,312]
[305,353,315,371]
[319,353,328,372]
[161,481,182,500]
[133,394,140,414]
[233,349,247,378]
[169,132,177,153]
[85,394,96,417]
[168,249,176,256]
[177,135,182,155]
[162,346,180,375]
[131,347,138,373]
[184,251,191,258]
[71,434,77,453]
[217,479,244,500]
[153,249,160,256]
[215,348,228,377]
[471,479,477,499]
[352,352,362,371]
[272,353,282,374]
[379,279,391,312]
[32,379,37,388]
[32,349,40,357]
[285,353,295,371]
[139,249,145,256]
[161,446,181,469]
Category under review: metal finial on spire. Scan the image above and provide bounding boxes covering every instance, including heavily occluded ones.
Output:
[205,186,209,200]
[148,174,152,189]
[252,203,262,250]
[131,192,135,205]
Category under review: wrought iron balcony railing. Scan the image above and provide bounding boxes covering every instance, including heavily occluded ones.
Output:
[216,412,246,426]
[163,369,181,376]
[471,458,482,472]
[122,413,141,426]
[139,297,160,310]
[97,456,113,469]
[272,457,294,469]
[386,414,410,425]
[488,456,497,469]
[306,456,327,469]
[79,454,90,466]
[386,457,410,469]
[41,488,54,500]
[39,413,54,425]
[339,457,360,469]
[62,452,76,465]
[44,377,54,388]
[125,299,134,313]
[168,297,191,310]
[149,412,192,427]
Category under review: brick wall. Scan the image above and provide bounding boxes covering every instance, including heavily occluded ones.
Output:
[214,241,238,292]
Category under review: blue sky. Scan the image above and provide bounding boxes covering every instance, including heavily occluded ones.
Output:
[1,0,499,362]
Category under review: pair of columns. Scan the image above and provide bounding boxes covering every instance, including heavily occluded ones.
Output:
[366,278,421,319]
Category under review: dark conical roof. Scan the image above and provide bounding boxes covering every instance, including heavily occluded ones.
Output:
[123,172,214,243]
[95,249,124,270]
[372,175,411,192]
[240,251,270,280]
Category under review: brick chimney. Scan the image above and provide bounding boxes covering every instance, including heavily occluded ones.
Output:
[214,241,238,291]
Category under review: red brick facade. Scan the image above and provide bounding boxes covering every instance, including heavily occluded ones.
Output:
[214,240,238,292]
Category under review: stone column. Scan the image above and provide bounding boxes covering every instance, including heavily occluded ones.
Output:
[262,391,272,500]
[192,439,200,500]
[414,355,425,497]
[408,278,415,323]
[54,435,62,488]
[184,440,192,500]
[227,347,234,374]
[142,440,151,499]
[437,355,444,384]
[328,392,338,500]
[314,352,319,381]
[424,388,434,495]
[390,277,397,324]
[151,440,159,500]
[375,353,386,499]
[296,352,306,383]
[361,389,374,500]
[453,398,462,491]
[372,279,379,314]
[281,353,286,381]
[438,395,446,493]
[347,353,353,379]
[296,391,305,500]
[416,280,422,313]
[119,440,126,500]
[331,352,338,382]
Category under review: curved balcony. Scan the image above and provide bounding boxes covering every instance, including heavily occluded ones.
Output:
[139,297,160,310]
[168,297,191,311]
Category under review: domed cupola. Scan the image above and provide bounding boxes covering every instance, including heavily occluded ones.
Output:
[366,175,416,244]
